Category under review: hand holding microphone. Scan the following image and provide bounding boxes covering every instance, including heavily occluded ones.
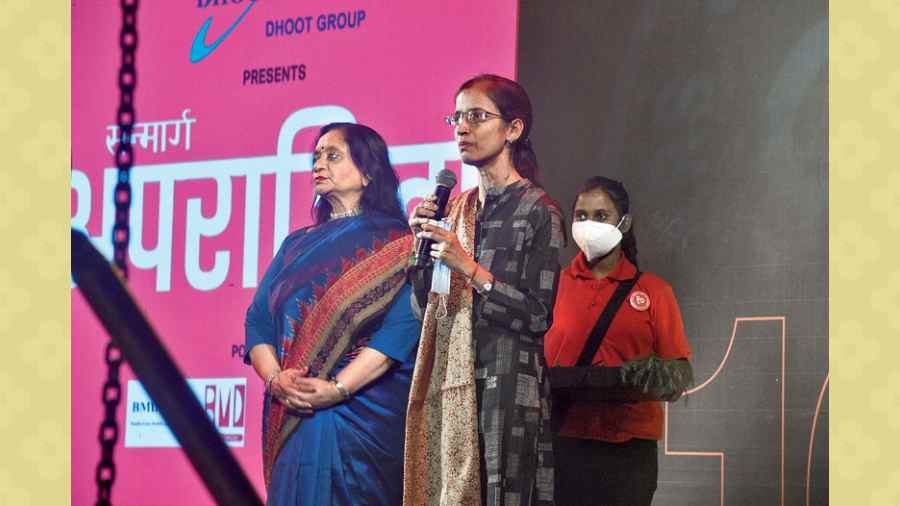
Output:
[408,169,493,293]
[408,195,439,232]
[410,169,457,270]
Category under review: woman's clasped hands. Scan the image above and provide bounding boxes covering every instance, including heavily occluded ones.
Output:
[269,366,344,415]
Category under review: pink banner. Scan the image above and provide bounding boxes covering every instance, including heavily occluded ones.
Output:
[72,1,518,503]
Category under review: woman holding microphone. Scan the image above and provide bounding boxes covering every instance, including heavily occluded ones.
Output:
[404,74,562,506]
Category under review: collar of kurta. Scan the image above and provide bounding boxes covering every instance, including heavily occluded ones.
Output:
[484,177,529,199]
[569,251,637,282]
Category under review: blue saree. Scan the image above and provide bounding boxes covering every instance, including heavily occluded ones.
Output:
[245,212,418,506]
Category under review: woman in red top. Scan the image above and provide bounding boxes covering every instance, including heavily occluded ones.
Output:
[544,176,693,506]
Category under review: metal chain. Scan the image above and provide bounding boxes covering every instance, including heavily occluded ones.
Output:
[96,1,138,504]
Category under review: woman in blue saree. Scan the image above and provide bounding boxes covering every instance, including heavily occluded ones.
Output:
[245,122,418,505]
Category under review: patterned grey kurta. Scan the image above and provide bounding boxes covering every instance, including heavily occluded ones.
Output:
[412,179,563,506]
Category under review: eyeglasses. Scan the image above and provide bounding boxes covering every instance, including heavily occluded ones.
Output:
[444,109,505,126]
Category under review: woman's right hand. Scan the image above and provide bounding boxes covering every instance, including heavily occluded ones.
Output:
[408,194,439,234]
[269,366,314,415]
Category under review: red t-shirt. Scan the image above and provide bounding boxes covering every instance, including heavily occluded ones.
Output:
[544,253,691,442]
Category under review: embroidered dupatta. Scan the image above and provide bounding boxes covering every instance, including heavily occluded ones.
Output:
[403,190,482,505]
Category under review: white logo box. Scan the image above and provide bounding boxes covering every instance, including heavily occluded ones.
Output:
[125,377,247,448]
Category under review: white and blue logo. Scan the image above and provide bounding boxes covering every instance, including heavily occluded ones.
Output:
[190,0,257,63]
[125,378,247,447]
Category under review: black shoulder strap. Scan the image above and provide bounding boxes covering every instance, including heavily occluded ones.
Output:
[576,272,642,366]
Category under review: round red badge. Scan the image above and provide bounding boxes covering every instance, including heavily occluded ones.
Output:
[629,290,650,311]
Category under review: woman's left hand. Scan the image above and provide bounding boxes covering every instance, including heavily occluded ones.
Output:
[418,220,476,275]
[292,377,344,409]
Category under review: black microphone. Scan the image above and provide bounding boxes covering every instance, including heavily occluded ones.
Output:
[412,169,458,270]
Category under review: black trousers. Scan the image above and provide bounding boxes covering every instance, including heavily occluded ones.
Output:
[554,435,658,506]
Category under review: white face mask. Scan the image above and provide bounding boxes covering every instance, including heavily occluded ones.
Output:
[572,217,625,262]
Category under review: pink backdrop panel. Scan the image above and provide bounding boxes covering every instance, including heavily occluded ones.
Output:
[72,1,518,504]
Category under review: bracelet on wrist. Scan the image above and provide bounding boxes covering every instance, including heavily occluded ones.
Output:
[330,378,352,400]
[264,370,280,394]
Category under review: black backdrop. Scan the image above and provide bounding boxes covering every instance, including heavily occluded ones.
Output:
[517,1,828,504]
